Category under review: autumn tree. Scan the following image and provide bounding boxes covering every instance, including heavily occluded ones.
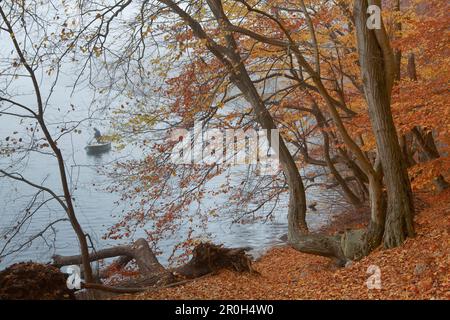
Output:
[15,0,449,292]
[127,0,416,261]
[74,0,425,263]
[353,0,415,247]
[0,1,94,282]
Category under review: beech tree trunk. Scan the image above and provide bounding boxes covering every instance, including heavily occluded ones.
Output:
[162,0,392,264]
[364,172,386,254]
[162,0,371,263]
[407,54,449,191]
[204,0,309,241]
[354,0,415,248]
[412,127,450,191]
[160,0,309,242]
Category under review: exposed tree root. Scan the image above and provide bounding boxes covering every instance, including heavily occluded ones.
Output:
[173,243,256,279]
[52,240,255,299]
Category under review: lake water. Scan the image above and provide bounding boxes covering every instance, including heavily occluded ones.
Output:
[0,40,342,270]
[0,128,342,270]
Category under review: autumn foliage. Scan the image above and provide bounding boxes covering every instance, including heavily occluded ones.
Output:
[103,0,449,256]
[117,188,450,300]
[1,0,448,300]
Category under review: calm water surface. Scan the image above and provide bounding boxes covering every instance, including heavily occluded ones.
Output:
[0,136,340,269]
[0,57,341,270]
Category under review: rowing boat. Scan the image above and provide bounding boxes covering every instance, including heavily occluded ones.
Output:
[85,141,111,155]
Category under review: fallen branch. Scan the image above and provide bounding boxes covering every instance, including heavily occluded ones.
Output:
[52,239,255,297]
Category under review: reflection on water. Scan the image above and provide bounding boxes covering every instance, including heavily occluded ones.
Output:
[0,43,342,270]
[0,134,339,269]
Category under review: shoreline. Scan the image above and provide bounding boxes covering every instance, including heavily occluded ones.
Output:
[116,188,449,300]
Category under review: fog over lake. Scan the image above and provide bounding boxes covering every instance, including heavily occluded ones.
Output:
[0,31,341,270]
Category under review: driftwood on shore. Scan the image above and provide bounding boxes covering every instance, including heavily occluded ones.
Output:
[52,239,255,299]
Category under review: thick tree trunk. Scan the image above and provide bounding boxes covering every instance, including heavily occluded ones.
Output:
[290,234,346,266]
[354,0,415,248]
[203,0,309,241]
[205,0,391,262]
[162,0,387,265]
[364,172,386,254]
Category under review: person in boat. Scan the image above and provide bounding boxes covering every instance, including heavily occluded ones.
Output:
[93,128,102,143]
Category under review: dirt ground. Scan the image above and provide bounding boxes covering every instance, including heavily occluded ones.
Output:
[0,262,75,300]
